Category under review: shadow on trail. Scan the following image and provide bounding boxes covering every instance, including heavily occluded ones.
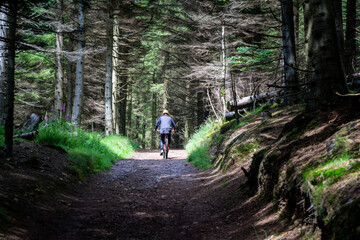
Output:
[6,149,283,240]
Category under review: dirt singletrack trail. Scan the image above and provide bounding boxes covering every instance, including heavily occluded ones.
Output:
[22,149,283,240]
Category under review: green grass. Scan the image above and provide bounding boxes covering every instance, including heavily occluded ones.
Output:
[35,119,138,179]
[185,119,216,170]
[0,207,11,223]
[302,152,359,221]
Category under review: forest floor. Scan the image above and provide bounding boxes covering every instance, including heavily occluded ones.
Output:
[0,146,298,240]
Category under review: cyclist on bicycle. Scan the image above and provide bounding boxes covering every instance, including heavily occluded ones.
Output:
[154,110,176,155]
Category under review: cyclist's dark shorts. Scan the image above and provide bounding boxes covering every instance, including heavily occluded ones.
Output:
[160,133,172,146]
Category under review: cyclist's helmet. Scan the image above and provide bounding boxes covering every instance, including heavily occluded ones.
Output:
[163,109,169,115]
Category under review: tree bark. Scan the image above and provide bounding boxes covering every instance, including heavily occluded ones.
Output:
[112,15,120,134]
[304,0,348,109]
[220,24,229,116]
[126,83,132,138]
[0,5,7,123]
[151,72,157,149]
[54,0,64,117]
[344,0,356,75]
[184,80,193,142]
[118,45,128,136]
[66,35,74,119]
[162,51,170,110]
[197,82,204,126]
[105,5,113,136]
[4,0,17,157]
[71,0,85,125]
[227,90,281,111]
[281,0,298,104]
[333,0,345,68]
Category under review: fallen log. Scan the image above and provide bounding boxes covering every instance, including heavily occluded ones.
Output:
[227,90,281,111]
[13,131,38,140]
[225,109,247,121]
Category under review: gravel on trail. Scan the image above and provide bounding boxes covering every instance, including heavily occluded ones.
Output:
[4,149,282,240]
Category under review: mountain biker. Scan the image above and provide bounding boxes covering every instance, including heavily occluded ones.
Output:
[154,110,176,155]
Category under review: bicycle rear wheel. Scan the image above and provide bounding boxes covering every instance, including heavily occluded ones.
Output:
[165,136,169,159]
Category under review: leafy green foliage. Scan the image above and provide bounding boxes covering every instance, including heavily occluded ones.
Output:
[35,118,138,179]
[230,45,275,71]
[185,119,216,170]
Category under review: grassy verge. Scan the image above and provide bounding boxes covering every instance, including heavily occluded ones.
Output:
[185,119,216,170]
[302,151,360,224]
[35,120,138,179]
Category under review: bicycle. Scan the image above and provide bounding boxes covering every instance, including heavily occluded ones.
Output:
[157,130,175,159]
[162,132,169,159]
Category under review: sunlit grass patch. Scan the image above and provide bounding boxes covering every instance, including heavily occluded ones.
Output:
[185,119,216,170]
[35,119,138,178]
[302,152,360,222]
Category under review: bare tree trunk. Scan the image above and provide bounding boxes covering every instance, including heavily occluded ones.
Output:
[230,74,239,123]
[0,5,7,124]
[112,16,120,134]
[281,0,298,104]
[151,72,157,149]
[162,51,170,110]
[71,0,85,125]
[304,0,348,109]
[197,82,204,126]
[118,44,128,136]
[104,6,113,136]
[54,0,64,117]
[126,83,132,138]
[184,80,193,142]
[333,0,345,67]
[344,0,356,74]
[4,0,17,157]
[66,35,74,119]
[220,24,228,116]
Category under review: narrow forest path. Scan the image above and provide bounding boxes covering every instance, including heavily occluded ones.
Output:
[22,149,288,240]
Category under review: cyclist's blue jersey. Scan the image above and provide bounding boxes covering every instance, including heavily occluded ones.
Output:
[154,115,176,134]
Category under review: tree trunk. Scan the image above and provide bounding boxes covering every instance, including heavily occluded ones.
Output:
[294,0,300,49]
[344,0,356,75]
[220,24,229,116]
[126,83,132,138]
[184,80,193,142]
[197,82,204,126]
[54,0,64,117]
[112,15,120,134]
[0,5,7,124]
[151,72,157,149]
[227,90,281,111]
[281,0,298,104]
[333,0,345,67]
[4,0,17,157]
[71,0,85,125]
[162,51,170,110]
[118,45,128,136]
[66,36,74,119]
[105,6,113,136]
[304,0,348,109]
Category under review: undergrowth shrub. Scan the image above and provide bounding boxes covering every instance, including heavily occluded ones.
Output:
[185,119,216,170]
[35,119,138,178]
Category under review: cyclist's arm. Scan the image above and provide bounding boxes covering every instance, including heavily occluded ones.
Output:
[171,119,176,131]
[154,118,161,131]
